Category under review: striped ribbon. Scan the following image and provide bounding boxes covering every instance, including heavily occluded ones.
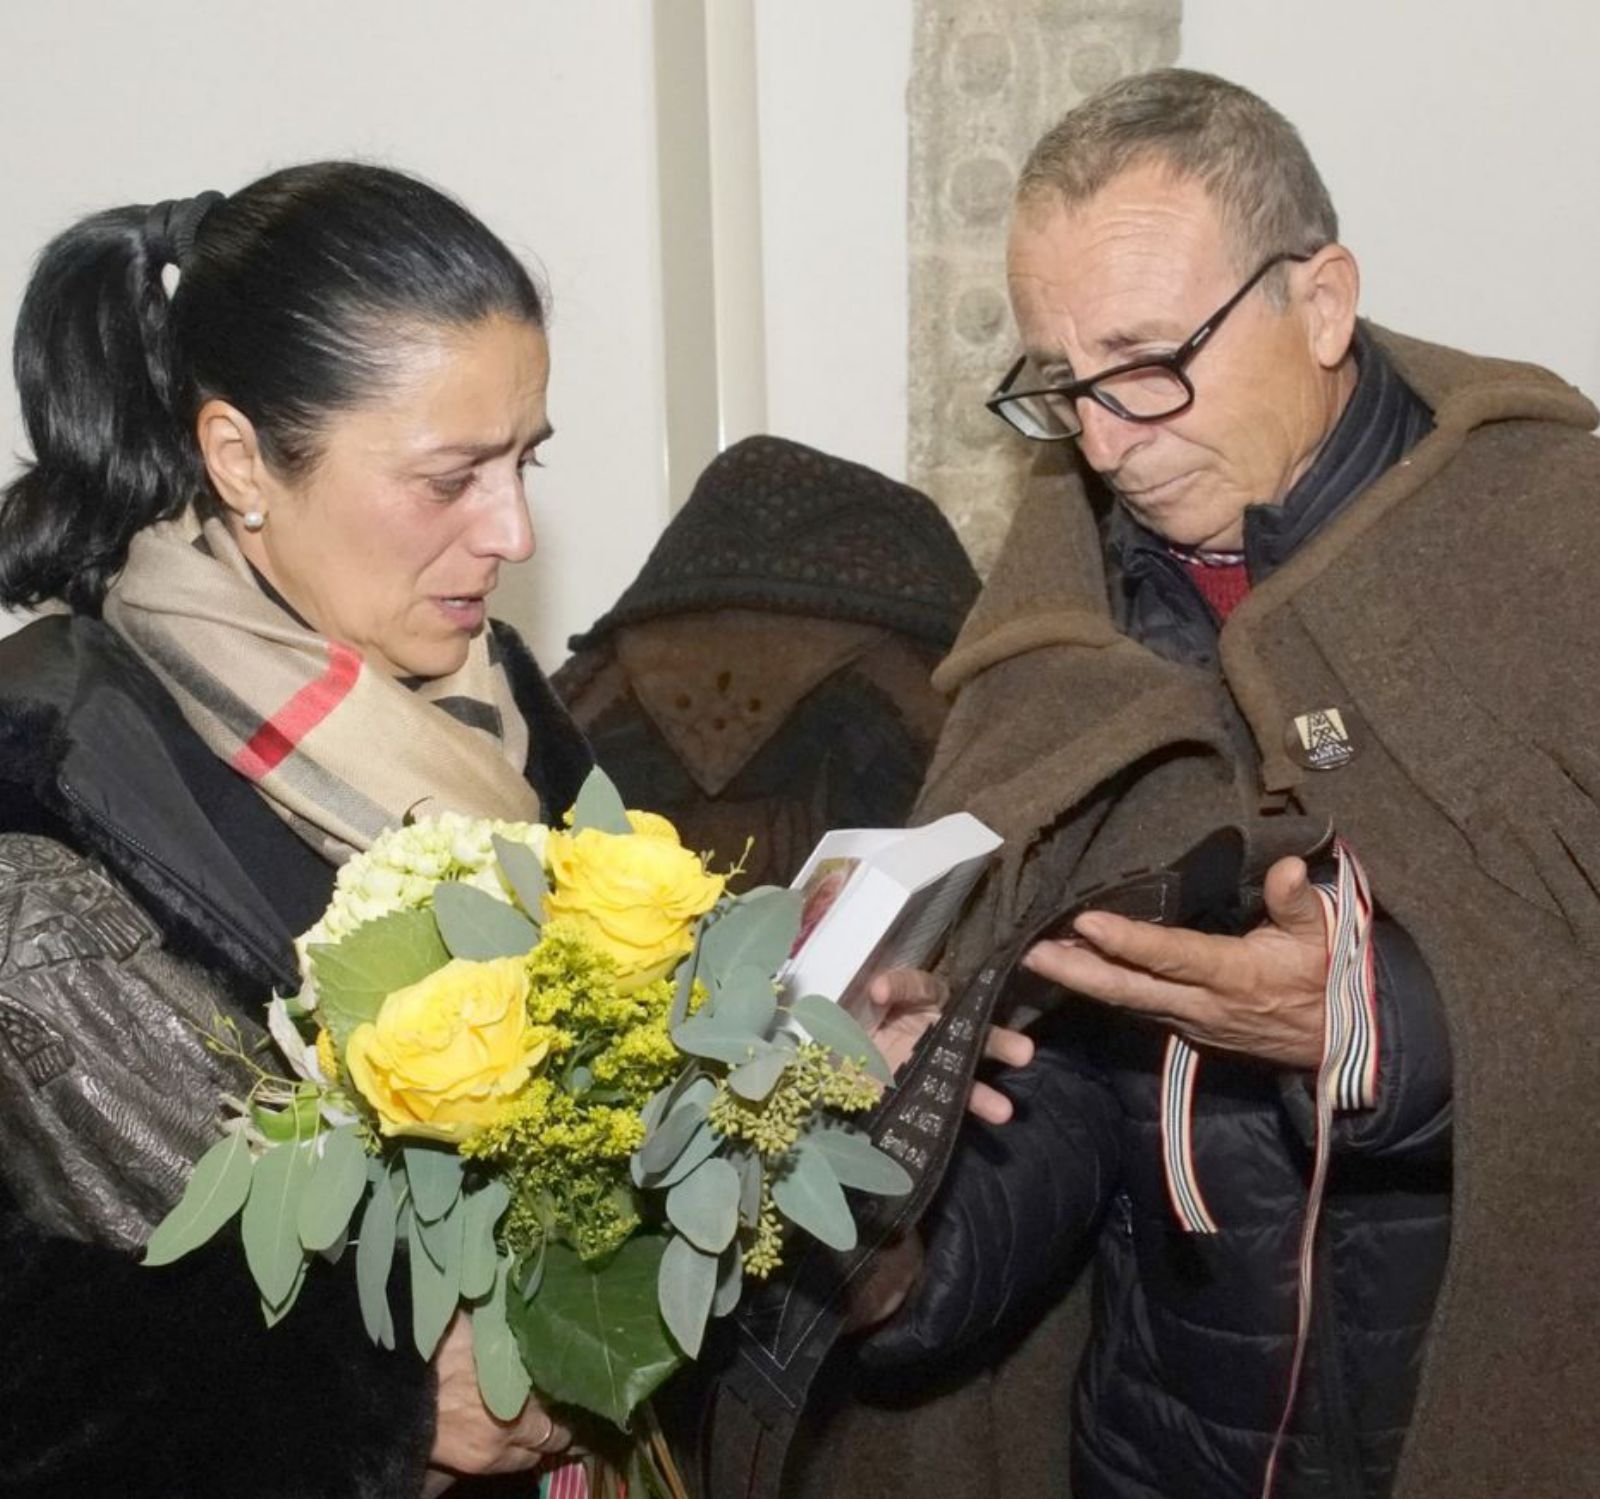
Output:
[541,1460,593,1499]
[1154,838,1378,1497]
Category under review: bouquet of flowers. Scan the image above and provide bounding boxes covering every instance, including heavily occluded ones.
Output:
[145,769,909,1489]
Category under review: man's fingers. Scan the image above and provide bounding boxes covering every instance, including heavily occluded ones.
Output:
[1069,909,1225,982]
[968,1080,1015,1124]
[984,1024,1034,1068]
[1022,935,1200,1020]
[868,967,947,1011]
[1262,857,1329,942]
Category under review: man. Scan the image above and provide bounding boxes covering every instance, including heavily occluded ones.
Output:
[825,69,1600,1499]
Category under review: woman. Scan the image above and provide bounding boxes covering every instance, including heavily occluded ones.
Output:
[0,164,594,1496]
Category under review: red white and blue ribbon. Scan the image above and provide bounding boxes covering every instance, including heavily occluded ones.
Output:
[1154,837,1378,1497]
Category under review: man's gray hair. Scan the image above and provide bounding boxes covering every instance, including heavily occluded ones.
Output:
[1017,70,1338,285]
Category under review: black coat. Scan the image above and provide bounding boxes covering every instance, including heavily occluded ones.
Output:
[0,614,591,1498]
[870,514,1453,1498]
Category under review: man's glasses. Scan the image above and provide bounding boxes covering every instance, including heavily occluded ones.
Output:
[986,251,1317,441]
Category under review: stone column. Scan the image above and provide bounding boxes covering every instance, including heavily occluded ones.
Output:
[908,0,1181,573]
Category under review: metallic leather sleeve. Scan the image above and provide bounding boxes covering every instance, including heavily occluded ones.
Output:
[0,834,260,1251]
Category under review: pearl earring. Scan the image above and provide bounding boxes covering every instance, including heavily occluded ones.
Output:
[242,509,266,533]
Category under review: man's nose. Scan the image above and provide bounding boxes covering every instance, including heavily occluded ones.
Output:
[1074,397,1151,475]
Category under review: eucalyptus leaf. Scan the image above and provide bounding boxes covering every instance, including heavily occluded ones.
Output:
[672,1013,773,1067]
[665,1158,740,1254]
[460,1180,512,1302]
[298,1125,370,1252]
[492,833,548,918]
[241,1139,316,1309]
[518,1240,546,1302]
[698,888,802,988]
[668,947,699,1029]
[635,1079,717,1174]
[657,1233,718,1358]
[709,964,778,1038]
[736,1151,763,1228]
[810,1125,914,1196]
[261,1254,309,1327]
[472,1254,534,1420]
[653,1117,722,1190]
[712,1239,744,1318]
[144,1130,253,1267]
[569,766,633,836]
[788,993,892,1083]
[433,881,540,961]
[355,1172,399,1349]
[318,1219,351,1266]
[728,1049,792,1101]
[408,1201,463,1360]
[309,908,449,1050]
[771,1141,857,1251]
[404,1145,464,1223]
[509,1238,682,1427]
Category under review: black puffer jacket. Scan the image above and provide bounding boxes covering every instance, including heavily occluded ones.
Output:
[870,344,1454,1499]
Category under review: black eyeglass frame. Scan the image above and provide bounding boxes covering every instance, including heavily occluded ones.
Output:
[986,250,1318,441]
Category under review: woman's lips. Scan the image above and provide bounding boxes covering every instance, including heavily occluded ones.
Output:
[435,596,487,630]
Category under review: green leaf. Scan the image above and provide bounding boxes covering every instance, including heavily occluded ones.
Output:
[241,1139,316,1309]
[653,1118,722,1190]
[433,881,540,961]
[309,909,449,1050]
[709,964,778,1038]
[698,889,802,988]
[298,1126,370,1252]
[569,766,633,836]
[809,1126,914,1196]
[713,1239,744,1318]
[492,833,548,918]
[472,1255,534,1420]
[736,1151,763,1228]
[665,1159,740,1254]
[668,948,699,1029]
[261,1254,309,1327]
[144,1130,253,1267]
[788,993,892,1083]
[408,1199,463,1360]
[355,1172,399,1349]
[658,1232,718,1358]
[404,1145,464,1223]
[635,1080,717,1175]
[461,1180,511,1302]
[728,1048,792,1101]
[252,1087,324,1144]
[771,1141,857,1251]
[671,1013,773,1067]
[509,1237,683,1428]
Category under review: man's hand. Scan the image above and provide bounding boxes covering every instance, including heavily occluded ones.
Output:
[864,968,1035,1123]
[426,1311,572,1493]
[1020,857,1329,1070]
[843,1230,925,1333]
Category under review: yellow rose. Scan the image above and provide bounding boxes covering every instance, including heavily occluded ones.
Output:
[344,957,548,1142]
[544,818,724,989]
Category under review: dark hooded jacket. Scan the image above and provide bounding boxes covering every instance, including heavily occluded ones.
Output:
[0,613,590,1498]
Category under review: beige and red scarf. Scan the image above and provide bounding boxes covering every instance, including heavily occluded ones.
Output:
[104,511,539,862]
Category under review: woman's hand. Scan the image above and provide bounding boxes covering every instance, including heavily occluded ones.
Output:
[425,1311,572,1493]
[843,1230,925,1333]
[864,968,1035,1124]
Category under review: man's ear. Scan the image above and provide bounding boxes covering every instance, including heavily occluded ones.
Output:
[1300,244,1360,370]
[196,399,273,521]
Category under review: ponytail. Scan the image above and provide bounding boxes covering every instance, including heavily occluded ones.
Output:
[0,202,213,614]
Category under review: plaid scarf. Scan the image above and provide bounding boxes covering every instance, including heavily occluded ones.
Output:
[103,512,539,862]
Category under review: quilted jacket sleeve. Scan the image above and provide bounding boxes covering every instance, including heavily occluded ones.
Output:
[860,1015,1124,1366]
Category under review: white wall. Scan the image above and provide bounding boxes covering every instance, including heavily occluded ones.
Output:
[1182,0,1600,399]
[0,0,669,664]
[755,1,913,482]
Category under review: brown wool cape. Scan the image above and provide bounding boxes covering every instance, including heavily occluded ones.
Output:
[787,328,1600,1499]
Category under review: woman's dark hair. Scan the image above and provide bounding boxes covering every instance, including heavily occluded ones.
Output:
[0,162,546,614]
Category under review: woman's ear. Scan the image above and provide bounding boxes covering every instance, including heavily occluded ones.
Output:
[196,399,274,522]
[1300,244,1360,371]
